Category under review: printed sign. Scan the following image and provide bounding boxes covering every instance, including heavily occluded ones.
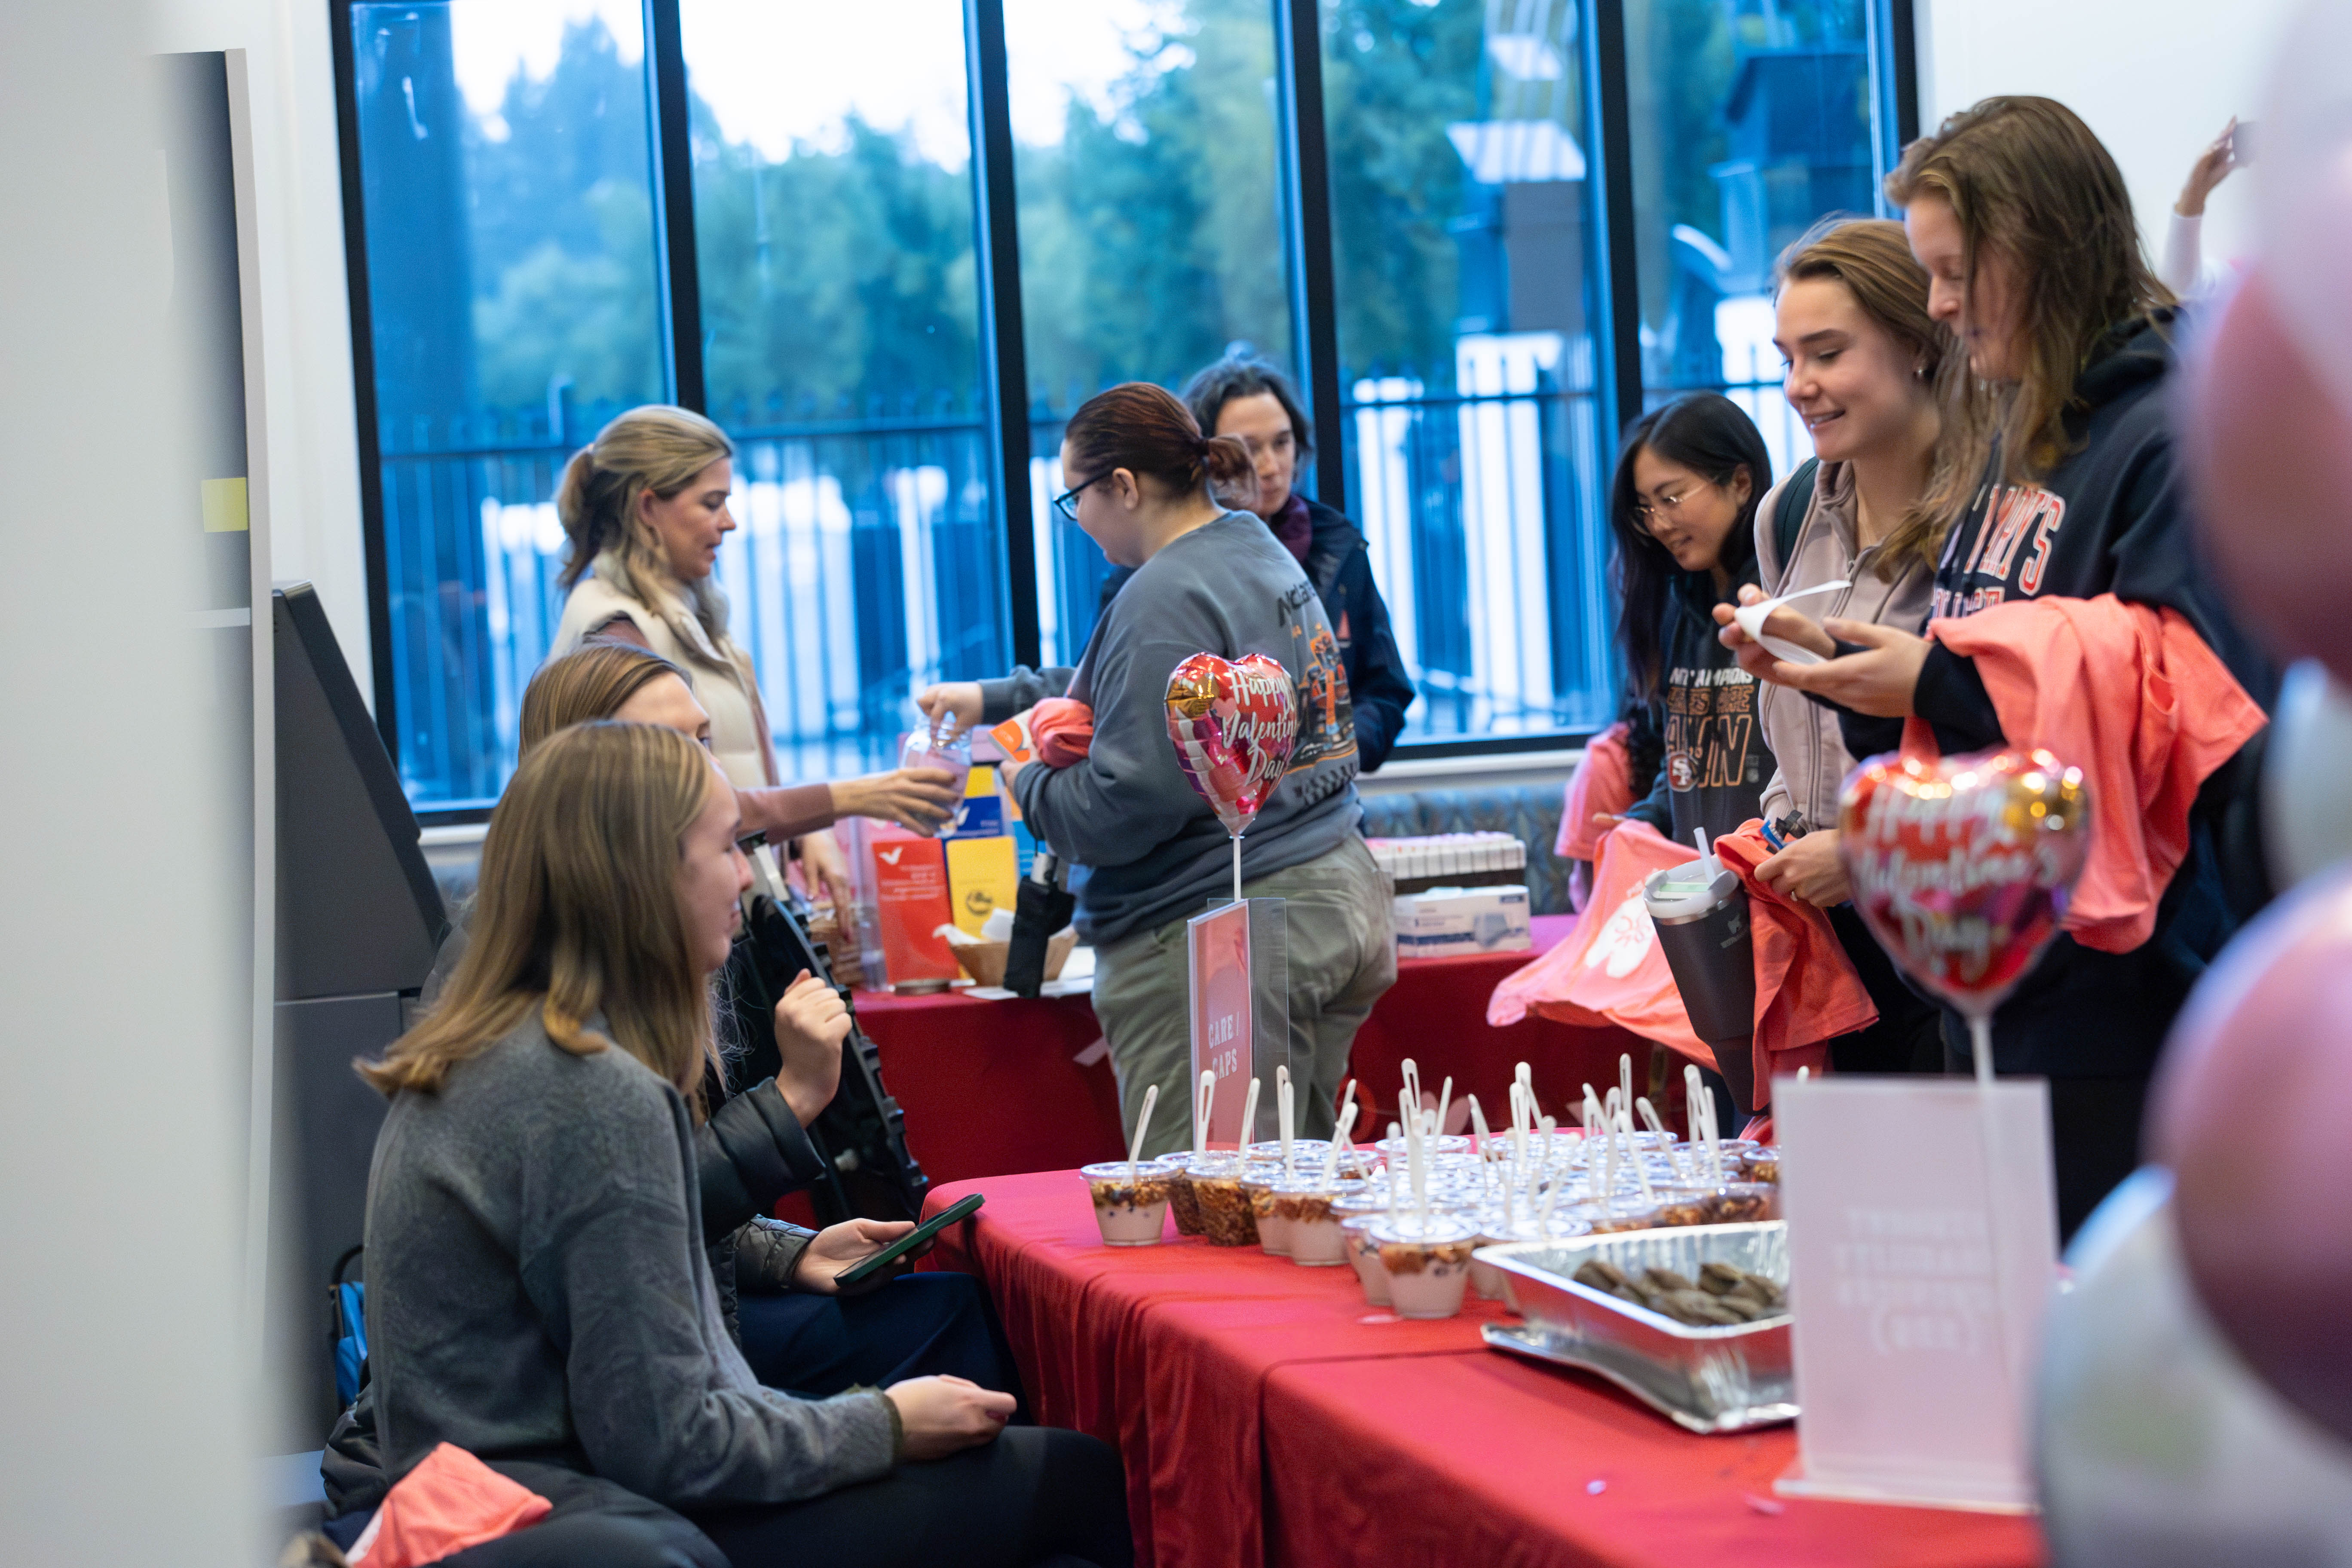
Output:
[1189,901,1252,1142]
[868,826,959,986]
[1187,899,1293,1146]
[1773,1075,2060,1512]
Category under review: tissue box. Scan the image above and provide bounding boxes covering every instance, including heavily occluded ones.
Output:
[1393,885,1532,958]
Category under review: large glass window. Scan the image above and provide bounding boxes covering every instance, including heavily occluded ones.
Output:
[1004,0,1297,665]
[1322,0,1616,744]
[350,0,664,808]
[339,0,1916,808]
[680,0,1003,775]
[1626,0,1881,479]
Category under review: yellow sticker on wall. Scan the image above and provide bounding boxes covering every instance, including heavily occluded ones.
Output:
[201,476,249,533]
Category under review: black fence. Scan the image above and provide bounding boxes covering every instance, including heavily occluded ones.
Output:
[379,365,1799,809]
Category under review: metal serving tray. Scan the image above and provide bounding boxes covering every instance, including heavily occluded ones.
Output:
[1477,1222,1795,1434]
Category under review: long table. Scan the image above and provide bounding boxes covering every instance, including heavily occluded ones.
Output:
[922,1170,2045,1568]
[853,915,1651,1187]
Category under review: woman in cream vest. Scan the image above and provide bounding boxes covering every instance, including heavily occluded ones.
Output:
[550,405,959,905]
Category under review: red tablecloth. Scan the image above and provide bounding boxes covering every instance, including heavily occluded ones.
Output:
[924,1171,2045,1568]
[855,914,1646,1188]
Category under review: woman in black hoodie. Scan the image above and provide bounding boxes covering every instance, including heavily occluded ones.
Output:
[1725,97,2273,1237]
[1608,393,1778,850]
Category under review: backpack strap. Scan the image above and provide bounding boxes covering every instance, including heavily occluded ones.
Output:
[1771,457,1820,582]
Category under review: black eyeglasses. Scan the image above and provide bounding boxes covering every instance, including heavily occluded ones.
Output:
[1052,470,1109,521]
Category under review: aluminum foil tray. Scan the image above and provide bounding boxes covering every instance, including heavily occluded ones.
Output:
[1477,1222,1795,1434]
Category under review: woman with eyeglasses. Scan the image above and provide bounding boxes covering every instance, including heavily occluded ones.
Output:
[1604,392,1777,851]
[1089,355,1418,771]
[918,383,1392,1160]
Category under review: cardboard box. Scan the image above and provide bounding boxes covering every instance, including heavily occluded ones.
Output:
[868,827,959,985]
[1392,885,1532,958]
[945,834,1018,937]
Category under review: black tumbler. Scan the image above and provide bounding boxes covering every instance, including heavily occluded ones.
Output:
[1644,860,1759,1115]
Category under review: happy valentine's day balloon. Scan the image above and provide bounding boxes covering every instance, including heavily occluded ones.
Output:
[2148,863,2352,1447]
[1837,748,2091,1019]
[1165,652,1297,836]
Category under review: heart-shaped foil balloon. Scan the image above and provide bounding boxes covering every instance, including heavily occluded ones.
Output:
[1838,748,2092,1019]
[1165,651,1298,836]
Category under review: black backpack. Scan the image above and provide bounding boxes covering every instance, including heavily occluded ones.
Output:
[1770,457,1820,582]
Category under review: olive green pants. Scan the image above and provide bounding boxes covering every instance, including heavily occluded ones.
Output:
[1091,834,1397,1160]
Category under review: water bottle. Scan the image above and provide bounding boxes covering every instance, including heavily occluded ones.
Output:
[1643,830,1758,1115]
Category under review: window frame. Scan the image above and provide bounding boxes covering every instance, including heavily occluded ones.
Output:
[332,0,1917,820]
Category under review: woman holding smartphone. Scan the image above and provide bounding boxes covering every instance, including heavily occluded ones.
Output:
[1717,217,1954,1075]
[357,722,1129,1566]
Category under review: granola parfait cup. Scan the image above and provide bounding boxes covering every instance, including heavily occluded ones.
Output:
[1646,1185,1720,1230]
[1469,1210,1595,1301]
[1369,1215,1479,1320]
[1158,1152,1209,1237]
[1706,1181,1781,1223]
[1243,1171,1292,1256]
[1740,1146,1781,1185]
[1334,1194,1393,1305]
[1079,1160,1175,1246]
[1375,1133,1472,1162]
[1565,1197,1668,1235]
[1186,1155,1259,1247]
[1277,1177,1369,1267]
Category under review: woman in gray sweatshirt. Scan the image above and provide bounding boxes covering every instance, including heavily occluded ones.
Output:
[358,720,1129,1567]
[921,383,1393,1159]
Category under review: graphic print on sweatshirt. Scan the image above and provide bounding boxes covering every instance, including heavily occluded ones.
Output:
[1662,665,1762,798]
[1281,579,1358,772]
[1930,482,2067,619]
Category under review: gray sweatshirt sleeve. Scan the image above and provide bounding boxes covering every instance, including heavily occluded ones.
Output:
[1013,625,1213,870]
[518,1069,897,1504]
[979,666,1075,724]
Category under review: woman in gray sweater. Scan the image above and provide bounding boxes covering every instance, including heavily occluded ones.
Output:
[359,721,1128,1566]
[921,383,1393,1159]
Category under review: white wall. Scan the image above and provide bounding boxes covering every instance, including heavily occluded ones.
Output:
[1918,0,2303,279]
[155,0,374,699]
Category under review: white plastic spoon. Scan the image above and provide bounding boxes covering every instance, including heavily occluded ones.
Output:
[1732,578,1850,666]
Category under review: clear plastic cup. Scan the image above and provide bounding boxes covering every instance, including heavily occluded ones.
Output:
[1368,1215,1480,1320]
[1339,1215,1391,1306]
[1246,1140,1333,1166]
[1274,1178,1369,1267]
[1740,1147,1781,1185]
[1646,1186,1719,1229]
[1243,1173,1291,1256]
[1186,1156,1259,1248]
[1706,1182,1781,1224]
[1374,1133,1472,1161]
[1158,1152,1208,1237]
[1471,1211,1595,1301]
[1567,1198,1668,1235]
[1080,1160,1175,1246]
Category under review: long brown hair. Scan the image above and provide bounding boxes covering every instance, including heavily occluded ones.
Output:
[1775,217,1957,574]
[519,640,692,755]
[556,404,737,651]
[361,722,723,1116]
[1063,382,1254,497]
[1886,97,2174,514]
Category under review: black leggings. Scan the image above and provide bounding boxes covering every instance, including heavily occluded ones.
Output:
[439,1431,1131,1568]
[692,1426,1130,1568]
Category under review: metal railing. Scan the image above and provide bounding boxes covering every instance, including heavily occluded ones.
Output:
[377,360,1801,810]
